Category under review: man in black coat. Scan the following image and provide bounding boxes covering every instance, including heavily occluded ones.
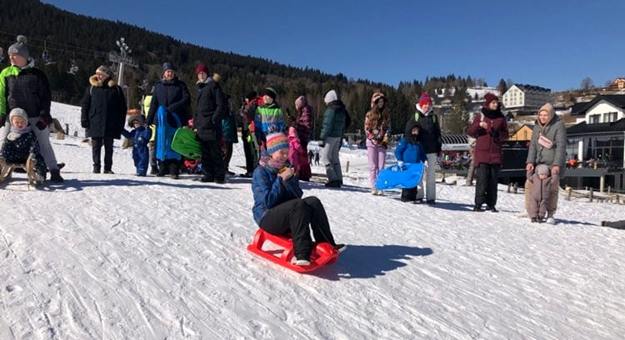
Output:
[81,65,127,173]
[193,63,227,183]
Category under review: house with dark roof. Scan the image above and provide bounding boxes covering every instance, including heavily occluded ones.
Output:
[565,95,625,190]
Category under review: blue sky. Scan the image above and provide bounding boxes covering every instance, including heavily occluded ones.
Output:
[41,0,624,91]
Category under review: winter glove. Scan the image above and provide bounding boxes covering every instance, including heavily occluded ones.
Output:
[318,140,325,148]
[0,116,6,126]
[36,119,48,130]
[397,161,404,168]
[490,130,500,138]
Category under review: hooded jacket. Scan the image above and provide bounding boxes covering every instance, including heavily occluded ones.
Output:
[404,104,441,154]
[81,75,127,139]
[526,103,567,174]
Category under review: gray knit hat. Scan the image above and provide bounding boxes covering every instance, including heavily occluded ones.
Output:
[536,164,550,175]
[8,35,30,60]
[96,65,114,78]
[9,108,28,122]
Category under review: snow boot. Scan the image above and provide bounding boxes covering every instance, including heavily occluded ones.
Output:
[50,169,64,183]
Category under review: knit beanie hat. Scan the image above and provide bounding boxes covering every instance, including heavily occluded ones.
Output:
[96,65,113,78]
[9,108,28,122]
[261,87,277,101]
[536,164,549,176]
[418,92,432,107]
[195,63,209,75]
[162,62,175,73]
[295,95,307,109]
[8,35,30,60]
[370,92,385,107]
[265,131,289,155]
[324,90,338,104]
[127,114,145,127]
[483,93,499,107]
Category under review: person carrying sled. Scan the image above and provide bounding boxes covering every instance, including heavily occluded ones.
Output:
[287,95,314,181]
[365,91,391,195]
[0,35,63,182]
[121,115,151,176]
[193,63,227,183]
[394,123,428,203]
[146,62,191,179]
[467,93,508,212]
[81,65,127,174]
[0,108,46,184]
[526,164,558,223]
[252,131,345,266]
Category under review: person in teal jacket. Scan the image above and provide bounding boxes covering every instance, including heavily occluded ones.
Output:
[319,89,351,188]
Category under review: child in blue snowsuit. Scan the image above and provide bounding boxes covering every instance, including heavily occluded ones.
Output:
[122,115,151,176]
[394,123,428,203]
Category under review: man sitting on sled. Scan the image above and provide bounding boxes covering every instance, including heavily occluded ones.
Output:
[251,131,346,266]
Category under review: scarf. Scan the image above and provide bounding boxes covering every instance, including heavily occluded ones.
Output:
[7,125,32,141]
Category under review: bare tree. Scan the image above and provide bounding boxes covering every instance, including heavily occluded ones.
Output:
[580,77,595,90]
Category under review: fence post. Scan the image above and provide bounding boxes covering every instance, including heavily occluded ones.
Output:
[345,161,350,173]
[513,182,518,194]
[566,187,572,201]
[589,187,594,203]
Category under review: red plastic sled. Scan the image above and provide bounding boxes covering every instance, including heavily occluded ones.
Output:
[247,229,339,273]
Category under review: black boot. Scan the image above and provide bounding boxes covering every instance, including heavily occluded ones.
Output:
[50,169,64,183]
[169,163,179,179]
[93,166,101,174]
[150,166,159,175]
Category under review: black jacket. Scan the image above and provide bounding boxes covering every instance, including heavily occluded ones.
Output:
[405,108,441,154]
[146,77,191,126]
[81,75,127,139]
[193,80,226,141]
[3,65,52,120]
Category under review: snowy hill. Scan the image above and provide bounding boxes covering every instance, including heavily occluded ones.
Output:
[1,103,624,339]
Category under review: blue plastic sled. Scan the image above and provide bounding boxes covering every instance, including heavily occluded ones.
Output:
[156,106,182,161]
[375,162,425,190]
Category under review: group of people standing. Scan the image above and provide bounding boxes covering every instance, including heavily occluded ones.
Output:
[467,93,567,224]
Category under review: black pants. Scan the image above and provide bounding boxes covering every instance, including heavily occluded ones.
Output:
[92,137,114,170]
[200,139,225,181]
[401,187,418,201]
[223,142,233,170]
[474,163,501,207]
[259,196,336,260]
[241,128,256,173]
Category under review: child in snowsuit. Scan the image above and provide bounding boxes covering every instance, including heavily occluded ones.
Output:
[252,131,345,266]
[121,115,151,176]
[394,123,428,203]
[526,164,559,223]
[0,108,46,183]
[287,96,314,181]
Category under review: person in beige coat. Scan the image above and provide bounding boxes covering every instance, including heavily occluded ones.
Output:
[524,103,567,224]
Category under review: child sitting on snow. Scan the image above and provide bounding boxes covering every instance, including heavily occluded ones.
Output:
[0,108,47,183]
[526,164,559,223]
[394,123,428,203]
[251,131,345,266]
[121,115,151,176]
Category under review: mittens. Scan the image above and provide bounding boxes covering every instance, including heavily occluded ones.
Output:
[0,116,6,126]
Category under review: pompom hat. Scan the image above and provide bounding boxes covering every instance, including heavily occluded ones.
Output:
[8,35,30,60]
[265,131,289,155]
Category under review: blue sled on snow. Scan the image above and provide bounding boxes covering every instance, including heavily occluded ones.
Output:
[375,162,425,190]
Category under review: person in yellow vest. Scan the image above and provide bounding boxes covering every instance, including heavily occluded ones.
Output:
[142,87,158,174]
